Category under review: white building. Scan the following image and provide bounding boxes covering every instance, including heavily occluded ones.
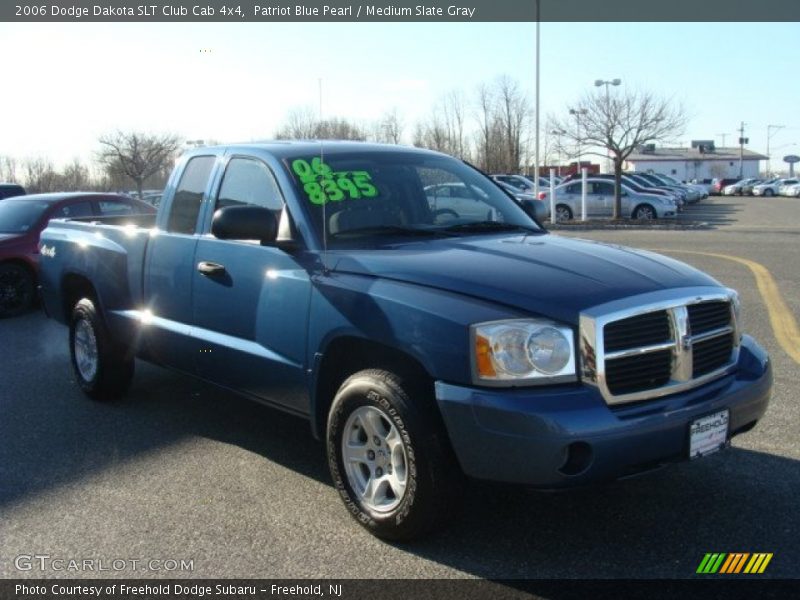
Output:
[625,144,767,182]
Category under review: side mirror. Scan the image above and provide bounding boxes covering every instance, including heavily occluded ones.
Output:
[519,200,542,224]
[212,205,278,244]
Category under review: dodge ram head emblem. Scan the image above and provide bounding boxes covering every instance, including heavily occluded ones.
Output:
[681,335,693,351]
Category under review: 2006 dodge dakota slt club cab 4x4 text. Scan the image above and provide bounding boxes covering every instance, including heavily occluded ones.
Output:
[39,142,772,540]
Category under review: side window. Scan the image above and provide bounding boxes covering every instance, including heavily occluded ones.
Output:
[593,182,614,195]
[166,156,215,234]
[59,202,93,218]
[566,183,581,194]
[216,158,283,212]
[97,201,134,216]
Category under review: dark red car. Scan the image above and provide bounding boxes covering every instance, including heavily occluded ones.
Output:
[0,192,156,317]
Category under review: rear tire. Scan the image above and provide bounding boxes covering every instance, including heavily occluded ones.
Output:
[326,368,463,540]
[0,263,35,318]
[69,298,133,400]
[555,204,573,221]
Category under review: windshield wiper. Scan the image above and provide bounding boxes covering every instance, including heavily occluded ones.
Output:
[329,225,453,238]
[439,221,541,234]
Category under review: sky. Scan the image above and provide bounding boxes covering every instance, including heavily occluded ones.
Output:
[1,21,799,172]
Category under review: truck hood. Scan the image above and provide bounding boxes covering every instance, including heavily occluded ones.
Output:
[329,233,719,324]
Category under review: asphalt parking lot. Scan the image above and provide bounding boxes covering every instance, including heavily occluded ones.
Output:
[1,194,798,580]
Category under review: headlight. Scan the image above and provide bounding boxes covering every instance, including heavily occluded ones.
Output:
[471,319,577,385]
[730,290,742,341]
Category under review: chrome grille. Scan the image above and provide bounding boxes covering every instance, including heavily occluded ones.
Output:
[580,288,740,405]
[604,310,671,352]
[688,300,731,333]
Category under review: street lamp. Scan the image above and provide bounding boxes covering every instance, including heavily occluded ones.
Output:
[595,79,620,171]
[569,108,587,174]
[594,78,621,103]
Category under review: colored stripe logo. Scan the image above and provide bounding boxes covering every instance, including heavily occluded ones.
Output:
[697,553,773,574]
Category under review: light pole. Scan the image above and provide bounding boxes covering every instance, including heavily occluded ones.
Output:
[551,129,566,176]
[569,108,587,175]
[594,79,620,172]
[594,78,621,103]
[766,124,785,177]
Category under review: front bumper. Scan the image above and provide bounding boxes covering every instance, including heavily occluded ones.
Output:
[435,335,771,487]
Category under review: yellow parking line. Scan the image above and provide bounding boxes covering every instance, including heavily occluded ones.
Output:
[653,249,800,365]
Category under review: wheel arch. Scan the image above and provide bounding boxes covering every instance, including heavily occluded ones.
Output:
[61,272,101,322]
[310,335,435,440]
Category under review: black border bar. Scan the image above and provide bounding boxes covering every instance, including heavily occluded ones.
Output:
[2,580,799,600]
[4,0,800,22]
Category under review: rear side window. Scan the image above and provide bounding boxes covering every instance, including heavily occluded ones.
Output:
[97,201,133,216]
[58,202,93,218]
[215,158,283,212]
[166,156,215,234]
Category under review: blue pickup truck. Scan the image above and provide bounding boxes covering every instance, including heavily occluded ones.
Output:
[39,142,772,540]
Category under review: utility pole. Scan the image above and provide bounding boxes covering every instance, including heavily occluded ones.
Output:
[766,124,785,177]
[716,133,729,148]
[737,122,748,179]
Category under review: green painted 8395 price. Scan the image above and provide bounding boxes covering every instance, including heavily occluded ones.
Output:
[291,158,379,205]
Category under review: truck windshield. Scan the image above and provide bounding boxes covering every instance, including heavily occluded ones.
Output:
[283,150,540,245]
[0,200,49,233]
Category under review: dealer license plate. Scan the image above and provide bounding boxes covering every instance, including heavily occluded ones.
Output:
[689,410,729,459]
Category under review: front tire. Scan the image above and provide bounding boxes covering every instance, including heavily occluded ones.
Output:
[764,189,774,197]
[326,369,462,540]
[633,204,656,220]
[0,263,35,318]
[69,298,133,400]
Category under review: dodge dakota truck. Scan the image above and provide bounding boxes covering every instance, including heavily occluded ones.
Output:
[39,142,772,540]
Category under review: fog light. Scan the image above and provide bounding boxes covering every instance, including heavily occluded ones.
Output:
[558,441,593,476]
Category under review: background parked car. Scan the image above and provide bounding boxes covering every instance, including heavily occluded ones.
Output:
[538,177,677,221]
[778,179,800,196]
[559,172,683,208]
[740,179,766,196]
[0,183,25,201]
[0,192,155,317]
[712,178,741,195]
[784,183,800,197]
[754,178,799,197]
[723,178,761,196]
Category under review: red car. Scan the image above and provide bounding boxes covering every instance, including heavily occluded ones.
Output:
[0,192,156,317]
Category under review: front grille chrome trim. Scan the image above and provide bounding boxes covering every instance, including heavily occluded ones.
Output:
[579,287,740,406]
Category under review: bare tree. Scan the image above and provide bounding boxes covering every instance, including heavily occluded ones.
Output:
[495,75,530,173]
[274,107,318,139]
[59,158,91,191]
[275,108,367,141]
[97,131,182,199]
[552,89,686,218]
[23,158,59,193]
[374,108,404,144]
[0,156,18,183]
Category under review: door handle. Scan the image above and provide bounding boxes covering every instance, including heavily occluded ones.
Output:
[197,261,226,276]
